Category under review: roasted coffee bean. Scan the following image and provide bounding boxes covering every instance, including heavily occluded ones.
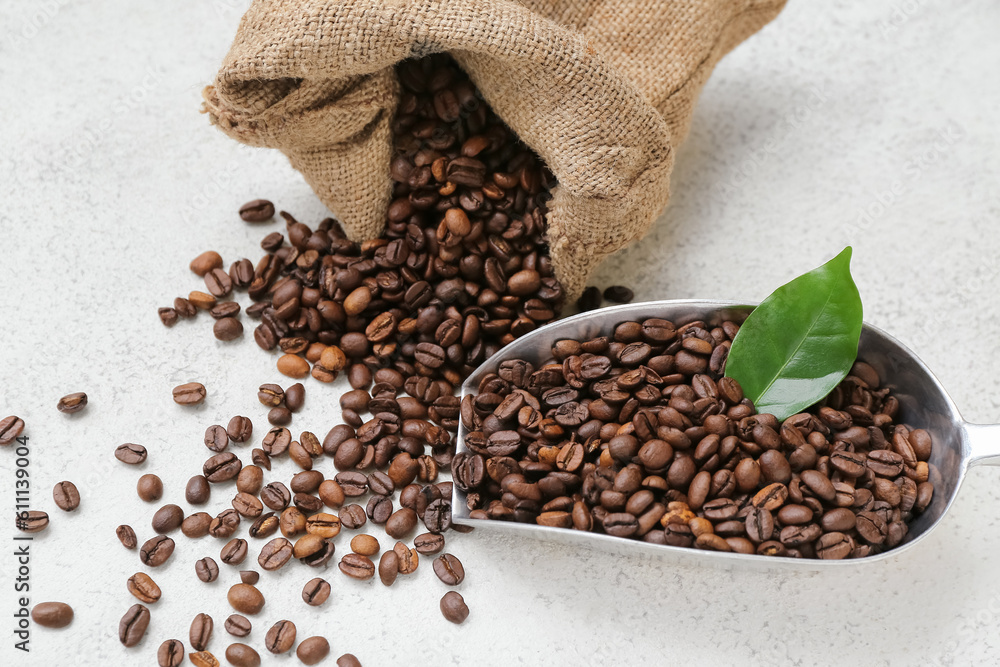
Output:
[226,643,261,667]
[440,591,469,624]
[265,620,297,654]
[228,583,265,615]
[603,286,634,303]
[285,382,306,412]
[258,537,294,571]
[204,424,229,452]
[340,504,367,530]
[173,382,207,405]
[190,613,214,652]
[337,654,363,667]
[32,601,74,628]
[258,383,284,407]
[414,532,445,555]
[339,553,376,579]
[196,557,220,583]
[187,475,211,504]
[227,416,253,443]
[189,651,221,667]
[52,480,80,511]
[139,535,175,567]
[225,615,252,638]
[204,452,242,482]
[433,553,465,585]
[127,572,162,603]
[378,550,400,586]
[0,416,25,445]
[159,306,179,326]
[393,541,419,574]
[302,577,331,606]
[424,498,452,534]
[240,198,275,221]
[57,392,88,414]
[210,510,241,538]
[158,639,185,667]
[297,636,331,666]
[115,443,147,464]
[117,524,138,549]
[262,427,292,455]
[119,603,151,647]
[221,538,249,565]
[152,504,184,533]
[182,512,212,538]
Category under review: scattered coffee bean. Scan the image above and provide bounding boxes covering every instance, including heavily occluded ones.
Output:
[221,538,249,565]
[440,591,469,624]
[158,639,185,667]
[225,615,252,638]
[240,199,275,222]
[338,553,375,580]
[433,553,465,585]
[173,382,207,405]
[190,612,214,652]
[228,583,265,615]
[56,392,87,414]
[190,250,224,276]
[195,556,220,583]
[127,572,162,603]
[31,602,74,628]
[297,636,331,665]
[115,443,147,465]
[117,524,138,549]
[258,383,284,407]
[378,550,399,587]
[16,510,48,533]
[302,577,331,606]
[140,535,175,567]
[226,642,261,667]
[119,603,151,647]
[337,655,362,667]
[189,651,221,667]
[285,382,306,412]
[603,285,634,303]
[152,504,184,533]
[0,416,25,445]
[138,474,164,502]
[187,475,212,504]
[265,620,297,654]
[52,481,80,511]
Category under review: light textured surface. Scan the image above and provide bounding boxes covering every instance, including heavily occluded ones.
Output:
[2,1,999,665]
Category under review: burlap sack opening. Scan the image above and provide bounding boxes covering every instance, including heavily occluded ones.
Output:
[204,0,786,300]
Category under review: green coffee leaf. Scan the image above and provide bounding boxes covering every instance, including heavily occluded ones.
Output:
[724,247,863,421]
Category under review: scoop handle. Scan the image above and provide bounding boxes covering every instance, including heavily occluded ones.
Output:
[966,423,1000,467]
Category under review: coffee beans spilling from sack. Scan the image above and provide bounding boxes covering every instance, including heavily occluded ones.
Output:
[458,316,936,559]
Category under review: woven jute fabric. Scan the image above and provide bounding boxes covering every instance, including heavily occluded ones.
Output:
[203,0,786,300]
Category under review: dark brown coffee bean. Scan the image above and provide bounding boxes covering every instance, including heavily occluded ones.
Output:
[221,538,249,565]
[196,557,220,583]
[115,443,147,464]
[204,452,242,482]
[378,550,400,586]
[158,639,185,667]
[423,498,452,534]
[339,553,375,579]
[32,601,74,628]
[262,426,292,455]
[258,537,294,571]
[210,509,241,538]
[340,504,367,530]
[265,620,297,654]
[117,524,137,549]
[227,416,253,443]
[240,199,275,222]
[119,603,151,647]
[285,382,306,412]
[816,531,853,559]
[385,507,417,538]
[225,615,252,638]
[190,613,214,652]
[414,532,445,555]
[302,577,331,606]
[57,392,88,414]
[433,553,465,585]
[139,535,175,567]
[204,424,229,452]
[440,591,469,624]
[152,503,184,533]
[172,382,207,405]
[337,654,363,667]
[52,480,80,511]
[205,266,233,297]
[297,636,331,665]
[0,415,25,445]
[187,475,211,504]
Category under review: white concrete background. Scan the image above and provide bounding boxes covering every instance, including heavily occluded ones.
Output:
[2,0,999,665]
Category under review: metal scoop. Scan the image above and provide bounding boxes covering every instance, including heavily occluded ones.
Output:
[452,300,1000,568]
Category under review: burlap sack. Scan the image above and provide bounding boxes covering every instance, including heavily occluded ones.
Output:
[203,0,785,300]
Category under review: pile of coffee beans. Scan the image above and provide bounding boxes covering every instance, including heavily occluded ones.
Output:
[457,315,936,559]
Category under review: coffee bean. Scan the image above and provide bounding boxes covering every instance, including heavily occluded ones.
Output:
[204,452,242,482]
[150,504,184,535]
[816,531,853,559]
[138,475,164,502]
[221,538,249,565]
[337,654,363,667]
[603,286,634,303]
[226,643,261,667]
[268,406,293,425]
[52,481,80,511]
[414,532,445,555]
[57,392,87,414]
[182,512,212,538]
[117,524,137,549]
[302,577,331,606]
[119,603,151,646]
[158,639,185,667]
[0,416,25,445]
[258,537,293,571]
[187,475,211,504]
[196,557,220,583]
[225,615,252,638]
[115,443,147,464]
[16,510,48,532]
[393,541,419,574]
[378,550,399,586]
[240,199,275,222]
[189,651,221,667]
[338,553,375,579]
[127,572,162,603]
[423,499,452,534]
[350,534,380,556]
[340,504,367,530]
[191,250,224,276]
[577,287,602,311]
[285,382,306,411]
[433,553,465,585]
[232,492,263,518]
[227,583,265,615]
[297,636,331,665]
[31,601,73,628]
[265,620,297,654]
[190,613,214,652]
[172,382,207,405]
[440,591,469,624]
[140,535,175,566]
[237,466,264,495]
[210,509,241,538]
